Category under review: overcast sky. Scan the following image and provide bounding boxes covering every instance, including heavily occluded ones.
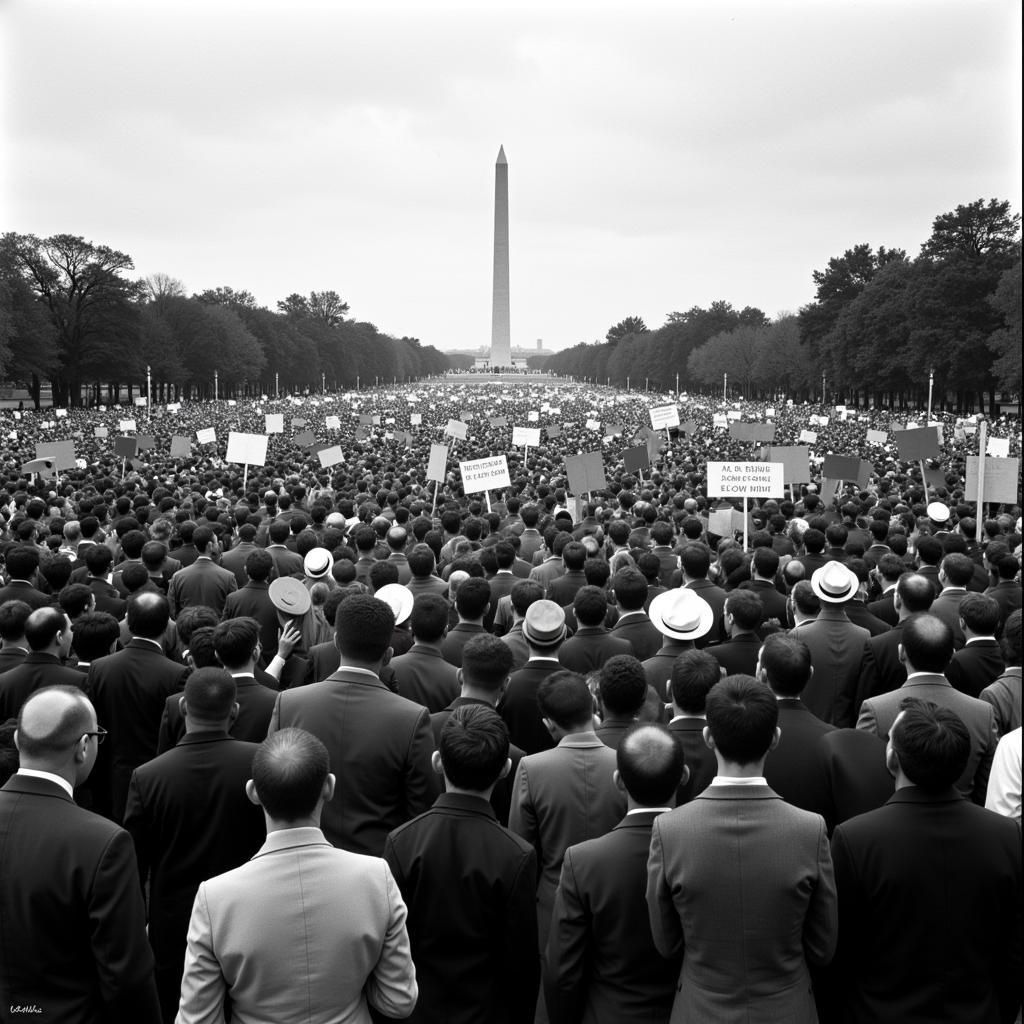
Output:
[3,0,1020,354]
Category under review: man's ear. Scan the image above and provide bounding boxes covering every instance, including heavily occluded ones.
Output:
[245,779,261,807]
[897,643,905,665]
[228,701,240,725]
[431,750,444,776]
[322,772,336,803]
[381,645,394,667]
[498,757,512,781]
[178,695,187,716]
[613,768,626,794]
[702,725,715,751]
[768,725,781,752]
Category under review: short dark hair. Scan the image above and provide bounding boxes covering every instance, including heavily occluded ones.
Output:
[679,544,711,579]
[726,590,763,631]
[611,568,648,611]
[70,611,120,662]
[245,549,274,582]
[461,634,514,691]
[252,728,329,820]
[803,529,826,554]
[940,553,974,588]
[214,616,261,669]
[4,545,39,580]
[58,583,94,620]
[758,634,812,697]
[368,560,399,591]
[876,554,905,583]
[562,542,586,571]
[120,563,150,594]
[85,545,113,575]
[915,535,943,566]
[891,698,970,792]
[187,626,219,668]
[705,675,778,765]
[791,580,820,617]
[176,605,219,644]
[408,546,436,577]
[617,724,686,805]
[183,667,237,720]
[24,608,66,652]
[455,577,491,620]
[0,600,32,641]
[126,592,170,639]
[335,594,395,661]
[16,686,93,758]
[670,650,720,712]
[896,572,935,613]
[901,614,953,674]
[598,655,648,716]
[537,670,593,731]
[439,704,510,791]
[192,526,216,552]
[1001,609,1021,667]
[573,585,609,627]
[958,593,1000,636]
[410,593,449,643]
[141,541,168,571]
[510,579,544,617]
[751,547,780,579]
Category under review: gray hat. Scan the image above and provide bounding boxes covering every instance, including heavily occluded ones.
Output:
[269,576,311,616]
[523,600,567,647]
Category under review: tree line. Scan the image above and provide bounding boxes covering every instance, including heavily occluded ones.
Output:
[544,199,1021,414]
[0,234,451,408]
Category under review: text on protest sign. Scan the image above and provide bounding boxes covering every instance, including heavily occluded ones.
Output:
[445,419,469,441]
[512,426,541,447]
[649,405,680,431]
[225,432,269,467]
[459,455,511,493]
[707,462,785,499]
[965,456,1021,506]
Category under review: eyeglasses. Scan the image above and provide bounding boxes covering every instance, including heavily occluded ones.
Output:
[84,726,107,745]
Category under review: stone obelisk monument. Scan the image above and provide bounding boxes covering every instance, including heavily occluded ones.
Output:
[490,145,511,368]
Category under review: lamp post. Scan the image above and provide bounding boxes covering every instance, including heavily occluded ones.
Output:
[275,372,279,398]
[675,372,679,394]
[356,375,360,391]
[214,369,218,402]
[146,364,151,423]
[626,376,630,391]
[821,372,826,404]
[321,372,326,393]
[723,372,728,400]
[927,367,934,420]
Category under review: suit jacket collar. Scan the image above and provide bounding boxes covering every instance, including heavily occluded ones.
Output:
[557,732,605,749]
[614,809,662,830]
[322,666,388,690]
[886,786,961,806]
[176,730,234,747]
[433,791,496,818]
[1,773,74,803]
[244,580,270,591]
[903,673,950,689]
[408,644,444,659]
[253,826,332,858]
[126,637,164,653]
[21,652,63,666]
[696,783,781,801]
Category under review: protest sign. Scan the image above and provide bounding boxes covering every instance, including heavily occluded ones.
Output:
[196,428,217,445]
[623,444,650,474]
[292,430,316,447]
[34,440,77,471]
[226,432,269,467]
[114,436,138,458]
[565,451,607,496]
[528,410,539,422]
[265,413,284,434]
[22,458,56,479]
[134,397,147,407]
[798,430,817,444]
[712,414,728,429]
[170,436,192,458]
[136,435,156,451]
[512,426,541,447]
[649,405,680,431]
[459,455,511,493]
[55,409,67,418]
[987,436,1011,458]
[445,419,469,441]
[680,420,697,435]
[965,456,1020,505]
[427,443,448,483]
[586,418,601,431]
[822,454,862,484]
[894,427,940,462]
[410,413,422,426]
[317,445,345,469]
[545,425,562,439]
[923,466,948,493]
[292,417,307,428]
[119,419,137,432]
[707,462,785,499]
[489,416,509,428]
[866,429,888,445]
[324,415,341,430]
[94,427,109,438]
[766,446,811,484]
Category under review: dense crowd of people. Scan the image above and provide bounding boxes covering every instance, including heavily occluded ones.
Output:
[0,378,1020,1024]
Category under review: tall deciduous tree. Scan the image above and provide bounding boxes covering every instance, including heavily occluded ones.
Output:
[987,260,1022,394]
[605,316,648,345]
[920,199,1020,261]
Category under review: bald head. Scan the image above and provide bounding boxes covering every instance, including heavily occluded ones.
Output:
[251,728,330,823]
[616,723,686,807]
[896,573,935,616]
[16,686,95,769]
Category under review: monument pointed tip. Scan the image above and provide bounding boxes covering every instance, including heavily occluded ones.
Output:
[496,145,507,165]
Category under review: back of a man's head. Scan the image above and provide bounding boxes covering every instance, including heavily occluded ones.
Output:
[510,579,544,618]
[598,655,648,717]
[669,650,720,712]
[409,593,448,643]
[890,698,970,793]
[705,675,779,765]
[573,585,609,627]
[617,723,686,806]
[896,572,935,614]
[24,607,66,653]
[16,686,93,766]
[758,633,812,698]
[438,704,510,792]
[537,670,593,732]
[803,529,826,555]
[901,614,954,674]
[70,611,120,663]
[0,600,32,643]
[959,593,1000,637]
[126,592,170,639]
[611,567,648,611]
[941,553,974,588]
[268,520,290,545]
[408,545,436,578]
[245,549,274,583]
[455,577,491,621]
[679,543,711,580]
[252,728,330,823]
[1002,610,1022,668]
[791,580,820,618]
[4,545,39,581]
[726,590,763,632]
[461,634,514,693]
[183,667,237,722]
[751,546,780,580]
[335,594,395,662]
[213,616,260,669]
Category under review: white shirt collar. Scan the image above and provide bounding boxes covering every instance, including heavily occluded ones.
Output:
[710,775,766,786]
[965,636,996,645]
[17,768,74,798]
[626,806,671,816]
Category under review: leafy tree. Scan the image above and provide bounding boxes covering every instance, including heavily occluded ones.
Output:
[195,286,260,310]
[2,233,142,406]
[920,199,1020,261]
[142,273,186,312]
[987,260,1022,394]
[307,290,349,326]
[605,316,648,345]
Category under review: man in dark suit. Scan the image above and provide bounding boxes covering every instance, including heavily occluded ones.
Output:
[83,544,128,618]
[985,552,1022,634]
[708,589,764,676]
[642,588,715,695]
[856,571,935,717]
[546,541,589,608]
[559,586,633,674]
[866,554,904,627]
[946,592,1004,698]
[499,600,566,755]
[431,634,523,826]
[647,675,837,1022]
[738,546,789,626]
[156,617,277,752]
[88,592,189,821]
[385,704,539,1024]
[0,598,31,671]
[807,728,894,835]
[546,724,685,1024]
[667,649,721,805]
[0,606,85,721]
[677,543,728,648]
[858,614,998,806]
[758,633,836,814]
[0,686,159,1020]
[167,526,238,618]
[124,669,265,1023]
[0,544,50,609]
[218,522,262,587]
[391,593,460,712]
[609,567,664,660]
[830,699,1021,1024]
[929,552,973,648]
[220,548,279,660]
[595,655,649,749]
[440,577,490,668]
[267,594,434,856]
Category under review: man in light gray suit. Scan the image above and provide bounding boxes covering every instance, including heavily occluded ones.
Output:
[176,728,417,1023]
[857,613,998,805]
[647,674,837,1023]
